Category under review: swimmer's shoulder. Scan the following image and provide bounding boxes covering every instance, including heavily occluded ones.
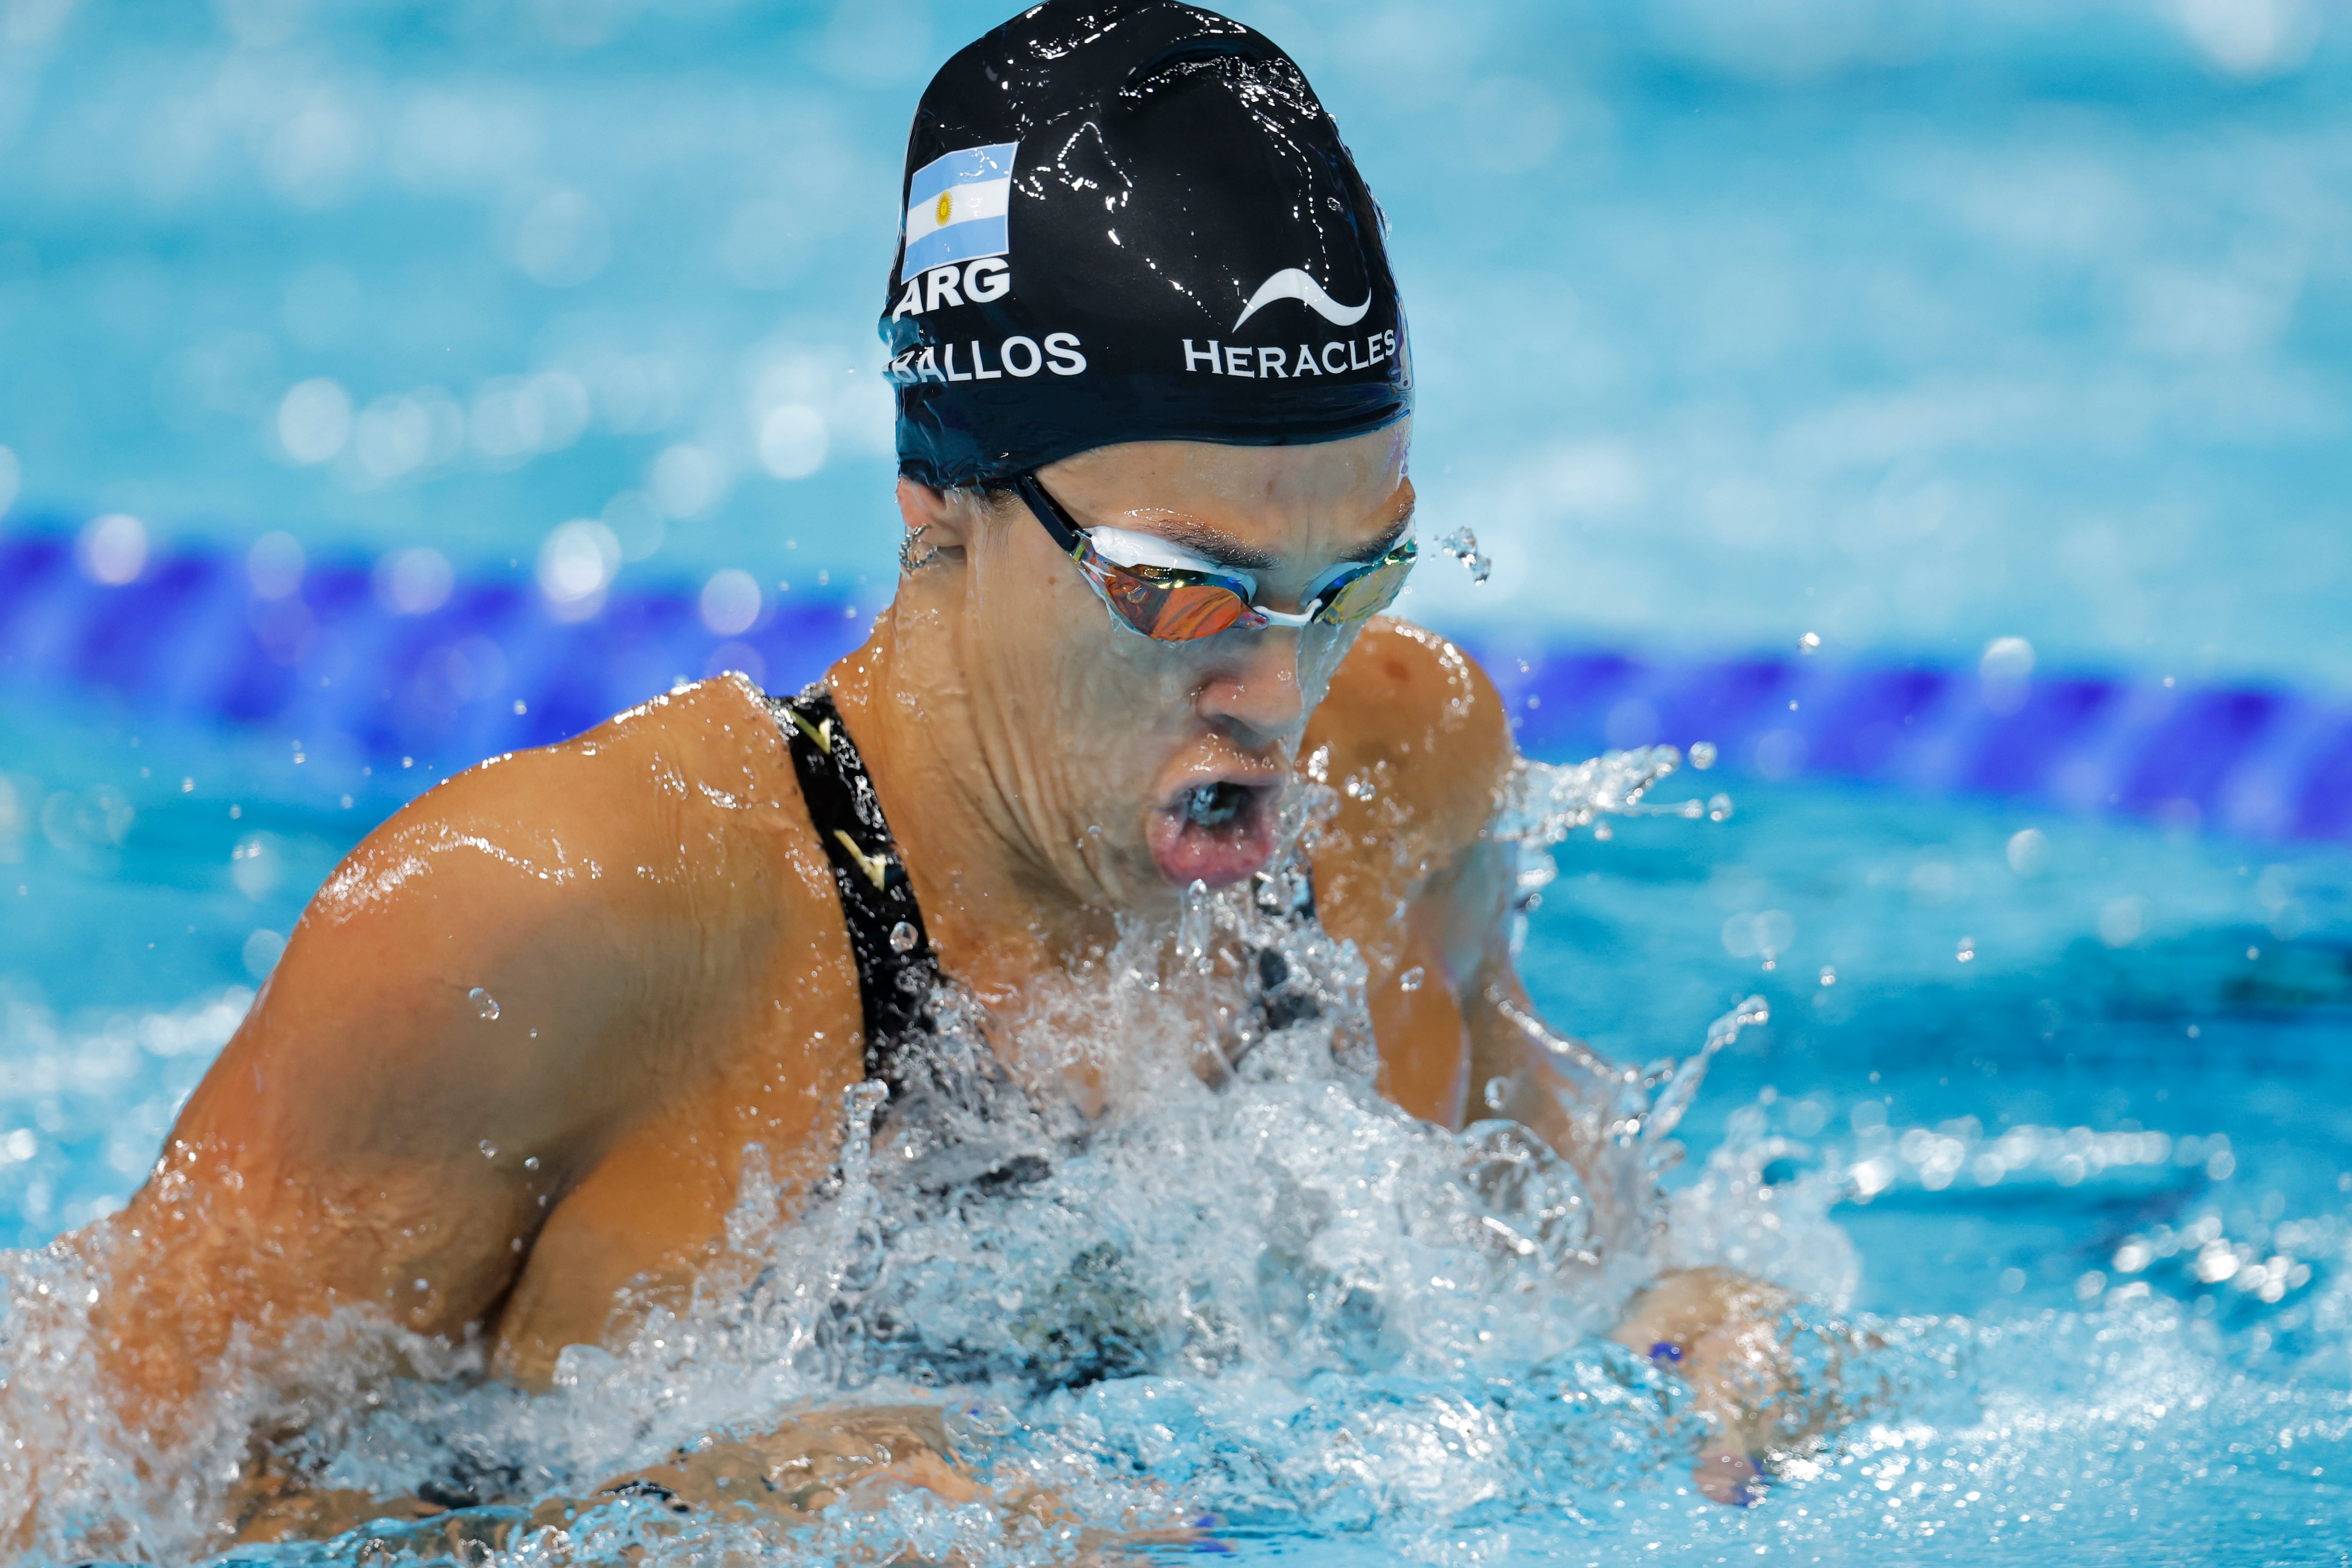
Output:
[215,673,835,1156]
[145,677,845,1379]
[286,674,842,1079]
[311,672,815,938]
[1310,617,1517,869]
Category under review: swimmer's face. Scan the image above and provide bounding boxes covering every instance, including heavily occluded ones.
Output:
[896,424,1413,910]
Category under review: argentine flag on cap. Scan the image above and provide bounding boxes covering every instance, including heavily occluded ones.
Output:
[902,142,1018,278]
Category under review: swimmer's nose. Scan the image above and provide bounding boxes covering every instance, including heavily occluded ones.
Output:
[1194,626,1307,743]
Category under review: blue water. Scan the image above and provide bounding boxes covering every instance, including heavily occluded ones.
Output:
[4,1,2352,1563]
[5,695,2348,1564]
[4,1,2351,685]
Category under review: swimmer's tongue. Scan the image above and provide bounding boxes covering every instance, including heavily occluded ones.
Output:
[1148,781,1275,889]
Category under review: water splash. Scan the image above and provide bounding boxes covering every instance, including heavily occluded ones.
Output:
[5,906,2342,1564]
[1175,876,1213,971]
[1648,995,1769,1149]
[1488,744,1707,850]
[1435,525,1492,585]
[1486,746,1721,975]
[31,763,2248,1566]
[0,758,1841,1561]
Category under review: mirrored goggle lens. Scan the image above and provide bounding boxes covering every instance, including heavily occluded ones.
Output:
[1316,549,1416,624]
[1087,559,1254,640]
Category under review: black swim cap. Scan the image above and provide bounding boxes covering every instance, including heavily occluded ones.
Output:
[881,0,1411,488]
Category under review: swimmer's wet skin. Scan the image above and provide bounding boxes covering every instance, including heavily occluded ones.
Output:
[5,1,1829,1554]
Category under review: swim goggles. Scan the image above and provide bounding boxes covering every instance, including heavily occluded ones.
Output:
[1011,472,1417,642]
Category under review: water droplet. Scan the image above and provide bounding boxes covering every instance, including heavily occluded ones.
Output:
[1398,965,1425,993]
[1177,878,1212,968]
[2006,827,2050,876]
[1436,526,1492,585]
[890,920,918,953]
[1708,793,1734,823]
[1798,631,1821,653]
[1483,1075,1513,1111]
[478,1139,498,1159]
[1818,965,1837,987]
[524,1155,540,1171]
[469,986,500,1020]
[413,1277,429,1292]
[1956,937,1976,963]
[1688,741,1717,771]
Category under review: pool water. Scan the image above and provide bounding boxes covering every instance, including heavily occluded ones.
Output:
[5,0,2352,689]
[2,691,2346,1565]
[4,0,2352,1560]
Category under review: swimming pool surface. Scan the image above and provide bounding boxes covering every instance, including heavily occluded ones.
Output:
[3,683,2347,1564]
[3,0,2350,1562]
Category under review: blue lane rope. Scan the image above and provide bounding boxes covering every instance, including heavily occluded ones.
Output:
[1480,643,2352,844]
[3,524,2346,844]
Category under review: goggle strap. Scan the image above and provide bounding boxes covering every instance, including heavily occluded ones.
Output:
[1012,472,1086,557]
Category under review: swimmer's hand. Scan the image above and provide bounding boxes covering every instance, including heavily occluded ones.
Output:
[612,1410,1205,1555]
[1609,1267,1851,1507]
[598,1406,994,1520]
[229,1406,1205,1561]
[228,1409,1005,1548]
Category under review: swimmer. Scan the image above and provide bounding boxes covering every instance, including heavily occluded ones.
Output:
[14,0,1828,1546]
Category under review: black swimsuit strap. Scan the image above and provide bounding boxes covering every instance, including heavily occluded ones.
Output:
[777,684,1328,1102]
[774,687,939,1098]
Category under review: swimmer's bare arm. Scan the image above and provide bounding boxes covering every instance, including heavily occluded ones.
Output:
[1313,624,1813,1500]
[72,681,810,1429]
[1309,620,1583,1141]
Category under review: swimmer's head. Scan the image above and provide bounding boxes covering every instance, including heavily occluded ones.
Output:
[880,2,1414,907]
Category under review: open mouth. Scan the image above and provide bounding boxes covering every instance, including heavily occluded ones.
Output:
[1146,776,1281,889]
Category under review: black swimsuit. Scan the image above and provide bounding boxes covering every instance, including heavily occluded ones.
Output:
[774,687,942,1100]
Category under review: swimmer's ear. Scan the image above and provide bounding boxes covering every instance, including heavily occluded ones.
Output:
[893,477,996,558]
[895,477,955,540]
